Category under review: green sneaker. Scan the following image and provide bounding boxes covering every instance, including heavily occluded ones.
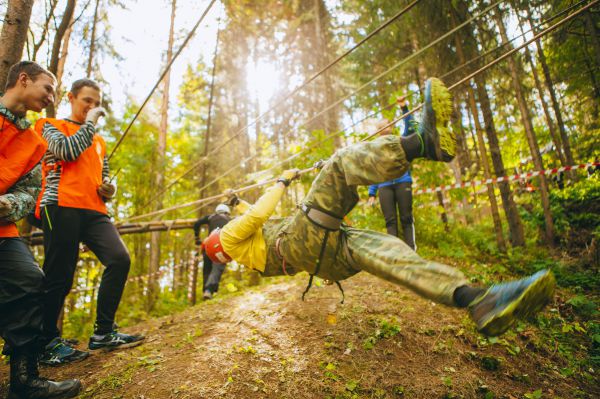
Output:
[88,330,145,351]
[40,337,89,366]
[418,78,455,162]
[469,269,555,336]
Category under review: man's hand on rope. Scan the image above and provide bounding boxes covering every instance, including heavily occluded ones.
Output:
[86,107,107,125]
[396,95,408,108]
[313,160,326,170]
[223,189,239,207]
[278,169,300,187]
[98,180,116,201]
[0,196,12,218]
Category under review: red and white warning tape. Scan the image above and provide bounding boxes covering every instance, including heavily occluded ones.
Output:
[413,163,599,195]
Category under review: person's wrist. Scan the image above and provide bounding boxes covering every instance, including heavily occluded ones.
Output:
[277,177,290,187]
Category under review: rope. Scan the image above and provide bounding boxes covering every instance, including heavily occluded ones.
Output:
[141,9,223,209]
[170,0,514,197]
[123,0,595,222]
[365,0,598,141]
[108,0,218,161]
[139,1,420,207]
[137,0,503,210]
[201,0,421,158]
[124,166,316,222]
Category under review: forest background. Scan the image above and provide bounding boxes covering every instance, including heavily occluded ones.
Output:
[0,0,599,392]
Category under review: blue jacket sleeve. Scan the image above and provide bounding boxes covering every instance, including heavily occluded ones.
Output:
[401,105,416,137]
[368,184,378,197]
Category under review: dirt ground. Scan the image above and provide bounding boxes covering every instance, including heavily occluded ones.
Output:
[0,273,597,398]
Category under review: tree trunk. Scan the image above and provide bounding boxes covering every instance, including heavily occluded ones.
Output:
[465,86,507,252]
[584,10,600,68]
[55,23,73,104]
[475,74,525,247]
[86,0,101,77]
[436,191,449,231]
[199,18,221,199]
[0,0,35,90]
[313,0,340,147]
[517,19,566,166]
[453,31,506,251]
[495,11,555,245]
[450,101,472,224]
[527,12,574,167]
[46,0,76,118]
[148,0,177,311]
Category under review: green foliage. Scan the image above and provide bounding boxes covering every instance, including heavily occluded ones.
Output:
[548,175,600,248]
[524,389,542,399]
[362,317,401,350]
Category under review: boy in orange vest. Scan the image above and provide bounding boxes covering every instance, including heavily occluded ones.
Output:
[1,61,81,399]
[36,79,143,365]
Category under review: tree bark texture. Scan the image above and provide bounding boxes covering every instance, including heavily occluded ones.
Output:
[475,74,525,247]
[46,0,76,118]
[0,0,35,90]
[149,0,176,311]
[86,0,101,77]
[495,11,555,245]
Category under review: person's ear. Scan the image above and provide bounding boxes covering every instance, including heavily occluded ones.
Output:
[18,72,29,88]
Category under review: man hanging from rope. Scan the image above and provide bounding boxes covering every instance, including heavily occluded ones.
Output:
[35,78,144,365]
[0,61,82,399]
[204,78,555,337]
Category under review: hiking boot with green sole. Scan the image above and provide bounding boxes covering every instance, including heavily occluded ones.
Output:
[469,269,555,336]
[418,78,455,162]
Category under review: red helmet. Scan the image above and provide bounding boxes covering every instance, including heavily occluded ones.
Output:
[203,228,232,263]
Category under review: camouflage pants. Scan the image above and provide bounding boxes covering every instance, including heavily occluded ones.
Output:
[273,135,467,306]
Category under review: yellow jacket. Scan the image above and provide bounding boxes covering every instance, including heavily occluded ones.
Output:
[220,185,285,272]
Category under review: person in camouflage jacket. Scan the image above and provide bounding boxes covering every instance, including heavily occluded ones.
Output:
[216,78,555,337]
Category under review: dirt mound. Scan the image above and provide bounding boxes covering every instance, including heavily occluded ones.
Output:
[1,273,596,398]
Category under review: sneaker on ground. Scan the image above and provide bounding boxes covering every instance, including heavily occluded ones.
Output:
[418,77,455,162]
[40,337,89,366]
[88,331,145,351]
[469,269,555,336]
[203,290,213,300]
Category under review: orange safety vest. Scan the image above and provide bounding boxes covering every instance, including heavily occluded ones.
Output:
[35,118,107,216]
[0,116,47,237]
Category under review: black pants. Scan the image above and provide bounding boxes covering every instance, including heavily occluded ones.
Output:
[202,252,225,294]
[378,182,416,250]
[0,238,45,355]
[41,205,131,337]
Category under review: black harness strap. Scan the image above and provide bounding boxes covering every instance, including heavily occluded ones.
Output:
[301,203,346,303]
[302,230,329,301]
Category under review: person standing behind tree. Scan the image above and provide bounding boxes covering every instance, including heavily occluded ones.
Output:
[193,204,232,300]
[368,97,417,250]
[0,61,82,399]
[35,78,144,366]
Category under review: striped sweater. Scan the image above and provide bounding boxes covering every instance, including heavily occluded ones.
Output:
[40,119,109,207]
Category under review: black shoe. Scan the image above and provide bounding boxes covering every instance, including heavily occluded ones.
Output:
[9,353,82,398]
[88,330,145,351]
[39,338,89,366]
[418,78,455,162]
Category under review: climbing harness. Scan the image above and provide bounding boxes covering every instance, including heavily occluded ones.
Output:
[300,204,345,304]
